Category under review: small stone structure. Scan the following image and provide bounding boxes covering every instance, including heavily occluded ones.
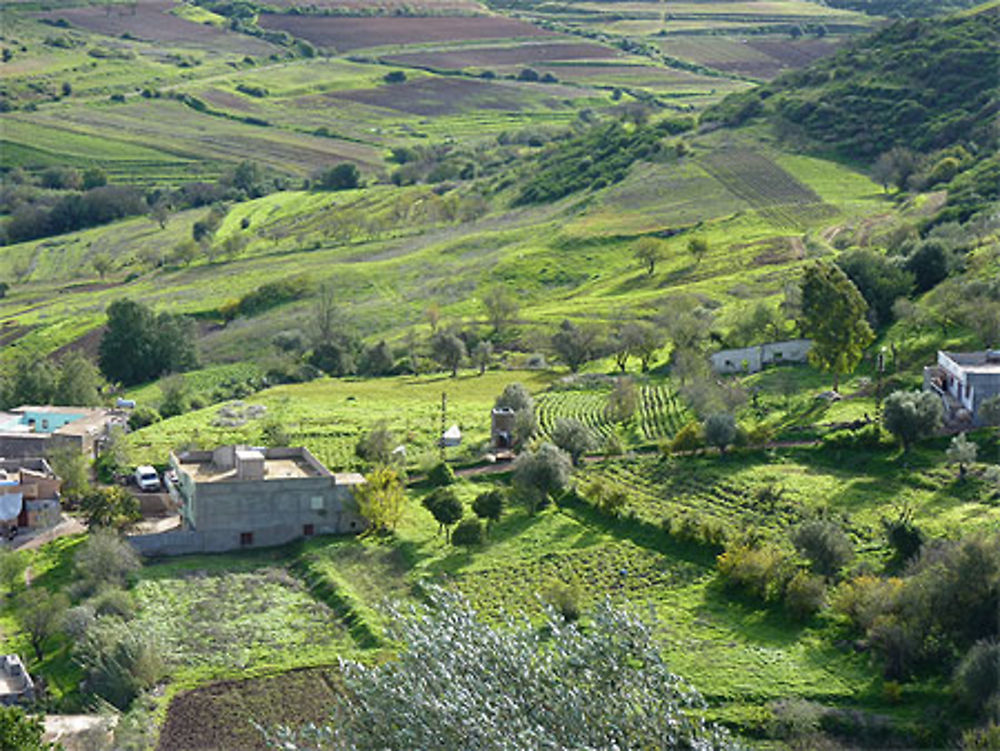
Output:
[0,406,124,459]
[491,407,516,449]
[0,654,34,705]
[924,350,1000,426]
[710,339,813,375]
[129,446,366,556]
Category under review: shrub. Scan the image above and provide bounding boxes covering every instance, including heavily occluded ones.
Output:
[953,639,1000,715]
[586,477,628,518]
[832,575,903,632]
[81,486,141,530]
[670,421,702,453]
[317,163,360,191]
[427,461,455,487]
[452,518,484,548]
[785,571,826,620]
[90,587,136,620]
[882,510,923,566]
[383,70,406,83]
[716,543,792,603]
[542,580,581,622]
[76,619,164,709]
[75,528,142,591]
[791,520,853,578]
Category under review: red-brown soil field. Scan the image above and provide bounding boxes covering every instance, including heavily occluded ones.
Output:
[157,668,343,751]
[35,1,278,54]
[257,14,555,51]
[381,41,620,69]
[322,76,571,116]
[265,0,484,10]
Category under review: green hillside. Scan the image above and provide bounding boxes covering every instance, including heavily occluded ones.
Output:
[1,2,998,750]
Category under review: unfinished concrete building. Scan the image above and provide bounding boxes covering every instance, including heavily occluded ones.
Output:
[130,446,366,556]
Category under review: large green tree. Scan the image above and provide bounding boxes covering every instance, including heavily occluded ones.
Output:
[98,299,197,386]
[800,262,875,390]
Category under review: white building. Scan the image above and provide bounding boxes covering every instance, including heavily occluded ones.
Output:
[924,350,1000,425]
[710,339,813,375]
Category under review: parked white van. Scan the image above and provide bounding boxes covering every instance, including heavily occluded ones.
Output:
[134,466,160,492]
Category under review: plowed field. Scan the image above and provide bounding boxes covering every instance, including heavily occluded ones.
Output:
[157,668,343,751]
[382,41,619,69]
[34,2,278,54]
[257,14,554,51]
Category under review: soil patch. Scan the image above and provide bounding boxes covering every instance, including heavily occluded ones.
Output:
[382,41,617,69]
[257,14,554,51]
[156,668,343,751]
[325,76,550,116]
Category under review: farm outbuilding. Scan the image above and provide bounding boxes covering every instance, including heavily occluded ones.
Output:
[710,339,812,375]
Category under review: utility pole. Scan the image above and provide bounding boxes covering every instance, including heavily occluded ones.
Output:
[440,391,447,462]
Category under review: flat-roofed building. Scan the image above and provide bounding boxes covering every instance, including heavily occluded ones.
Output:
[0,406,123,459]
[130,445,366,556]
[924,350,1000,426]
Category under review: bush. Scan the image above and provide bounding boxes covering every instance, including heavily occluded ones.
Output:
[791,520,853,578]
[785,571,826,620]
[717,542,792,603]
[90,587,136,620]
[953,639,1000,715]
[832,575,903,632]
[452,518,484,548]
[127,406,161,432]
[76,619,164,709]
[316,163,360,191]
[586,477,628,518]
[670,421,703,453]
[427,461,455,487]
[542,580,581,622]
[75,528,142,591]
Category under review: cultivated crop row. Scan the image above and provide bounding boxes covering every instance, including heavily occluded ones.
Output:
[537,383,688,445]
[584,457,803,536]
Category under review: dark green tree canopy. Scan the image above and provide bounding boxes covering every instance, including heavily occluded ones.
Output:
[800,262,875,390]
[98,299,198,386]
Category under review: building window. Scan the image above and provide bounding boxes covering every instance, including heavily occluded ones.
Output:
[240,532,253,546]
[303,524,314,537]
[310,496,324,510]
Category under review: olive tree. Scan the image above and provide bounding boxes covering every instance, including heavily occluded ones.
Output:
[946,432,977,480]
[513,442,571,514]
[550,418,595,466]
[704,412,737,454]
[883,390,943,452]
[265,589,742,751]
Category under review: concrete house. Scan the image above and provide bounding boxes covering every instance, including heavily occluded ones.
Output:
[924,350,1000,426]
[0,458,61,533]
[0,654,34,705]
[0,406,123,459]
[710,339,813,375]
[130,445,366,556]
